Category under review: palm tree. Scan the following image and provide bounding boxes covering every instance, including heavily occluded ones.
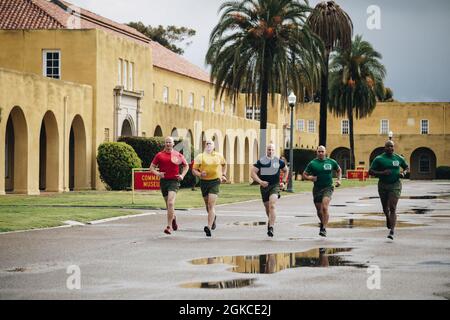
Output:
[206,0,322,156]
[328,35,386,170]
[306,0,353,147]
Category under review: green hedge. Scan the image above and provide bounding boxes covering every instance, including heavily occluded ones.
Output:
[97,142,142,190]
[118,136,197,188]
[283,149,316,174]
[436,166,450,179]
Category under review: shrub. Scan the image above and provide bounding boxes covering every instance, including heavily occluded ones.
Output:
[97,142,142,190]
[436,166,450,179]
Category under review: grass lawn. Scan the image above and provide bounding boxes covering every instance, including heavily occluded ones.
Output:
[0,179,378,233]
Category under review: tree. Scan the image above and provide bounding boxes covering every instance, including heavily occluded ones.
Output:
[328,35,386,169]
[206,0,322,156]
[128,22,196,55]
[306,0,353,147]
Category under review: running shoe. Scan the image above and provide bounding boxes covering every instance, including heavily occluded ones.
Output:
[164,226,171,235]
[172,216,178,231]
[204,226,212,237]
[267,226,274,237]
[387,230,394,240]
[319,228,327,237]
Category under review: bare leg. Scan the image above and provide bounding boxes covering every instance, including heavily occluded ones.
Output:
[166,191,176,229]
[314,202,323,225]
[207,194,218,228]
[264,202,270,220]
[321,197,331,228]
[267,194,278,228]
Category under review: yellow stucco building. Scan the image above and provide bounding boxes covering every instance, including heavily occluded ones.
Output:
[0,0,448,195]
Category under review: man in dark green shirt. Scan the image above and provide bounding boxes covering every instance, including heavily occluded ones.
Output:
[303,146,342,237]
[369,140,409,240]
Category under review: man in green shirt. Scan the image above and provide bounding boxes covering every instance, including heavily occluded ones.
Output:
[369,140,409,240]
[303,146,342,237]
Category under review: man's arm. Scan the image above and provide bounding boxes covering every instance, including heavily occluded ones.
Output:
[149,162,163,178]
[251,166,268,187]
[335,167,342,187]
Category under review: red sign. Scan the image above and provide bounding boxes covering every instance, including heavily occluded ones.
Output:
[134,172,160,190]
[347,170,369,180]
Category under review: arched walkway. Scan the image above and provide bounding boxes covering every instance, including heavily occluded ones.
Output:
[410,147,437,180]
[4,106,28,193]
[120,118,133,137]
[154,125,163,137]
[233,136,241,183]
[69,115,87,191]
[330,147,351,175]
[39,111,59,192]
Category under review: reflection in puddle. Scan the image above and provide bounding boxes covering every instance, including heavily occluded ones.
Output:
[361,195,450,201]
[402,208,434,215]
[181,278,255,289]
[189,248,366,274]
[305,219,425,228]
[233,221,267,226]
[6,267,26,273]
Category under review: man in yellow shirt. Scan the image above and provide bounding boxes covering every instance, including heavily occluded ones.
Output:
[192,139,227,237]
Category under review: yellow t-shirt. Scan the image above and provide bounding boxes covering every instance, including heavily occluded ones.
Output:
[193,152,226,180]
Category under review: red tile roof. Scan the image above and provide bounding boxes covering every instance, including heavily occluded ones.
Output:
[150,41,211,84]
[0,0,212,83]
[0,0,150,43]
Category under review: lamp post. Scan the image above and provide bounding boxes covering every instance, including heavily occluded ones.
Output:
[388,131,393,141]
[287,92,297,193]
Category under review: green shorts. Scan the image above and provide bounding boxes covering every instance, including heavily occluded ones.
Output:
[200,178,220,197]
[160,179,180,198]
[260,184,280,203]
[313,186,334,203]
[378,180,402,201]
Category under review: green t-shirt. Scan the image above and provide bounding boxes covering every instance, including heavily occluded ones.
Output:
[304,158,340,189]
[370,153,408,184]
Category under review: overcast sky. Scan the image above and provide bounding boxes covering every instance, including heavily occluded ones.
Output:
[72,0,450,102]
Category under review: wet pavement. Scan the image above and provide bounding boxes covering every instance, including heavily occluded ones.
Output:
[0,180,449,299]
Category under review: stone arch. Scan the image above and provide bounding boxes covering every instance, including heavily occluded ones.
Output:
[223,135,231,181]
[410,147,437,180]
[69,115,87,191]
[244,137,250,182]
[120,117,133,137]
[212,133,220,153]
[171,128,178,138]
[198,131,206,152]
[330,147,351,175]
[233,136,242,183]
[154,125,163,137]
[39,111,60,192]
[4,106,28,193]
[369,147,385,167]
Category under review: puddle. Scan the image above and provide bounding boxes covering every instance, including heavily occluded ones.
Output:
[181,278,256,289]
[6,267,26,273]
[331,205,347,207]
[361,195,450,200]
[232,221,267,227]
[189,248,366,274]
[304,219,426,228]
[401,208,434,215]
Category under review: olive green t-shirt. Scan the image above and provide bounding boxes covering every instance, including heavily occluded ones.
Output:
[304,158,340,189]
[370,152,408,184]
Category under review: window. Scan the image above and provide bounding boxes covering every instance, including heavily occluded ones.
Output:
[297,119,305,132]
[43,50,61,79]
[246,106,254,119]
[128,62,134,91]
[254,108,260,121]
[163,86,169,104]
[201,96,205,111]
[419,154,431,173]
[118,59,122,85]
[380,119,389,134]
[211,98,215,112]
[104,128,110,142]
[308,120,316,133]
[123,60,128,90]
[189,93,194,108]
[176,89,183,106]
[341,119,349,135]
[221,101,225,113]
[421,120,429,134]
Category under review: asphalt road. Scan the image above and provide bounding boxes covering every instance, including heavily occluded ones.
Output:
[0,181,449,300]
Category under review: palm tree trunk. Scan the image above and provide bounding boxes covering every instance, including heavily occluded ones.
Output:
[259,67,269,158]
[348,105,356,170]
[319,50,329,147]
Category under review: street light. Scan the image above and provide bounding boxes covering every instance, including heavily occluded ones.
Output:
[388,131,393,141]
[287,92,297,193]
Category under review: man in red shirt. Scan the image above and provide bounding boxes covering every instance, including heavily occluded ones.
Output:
[149,137,189,234]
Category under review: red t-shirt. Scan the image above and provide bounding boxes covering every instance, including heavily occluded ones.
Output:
[151,150,188,180]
